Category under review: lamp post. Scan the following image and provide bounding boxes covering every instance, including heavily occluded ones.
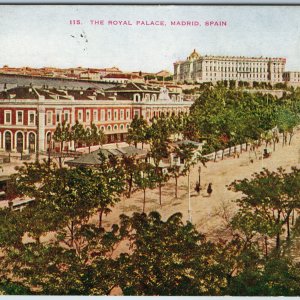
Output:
[198,165,201,187]
[24,129,28,155]
[188,170,192,222]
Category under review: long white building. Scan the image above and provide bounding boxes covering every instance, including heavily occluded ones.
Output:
[174,49,286,84]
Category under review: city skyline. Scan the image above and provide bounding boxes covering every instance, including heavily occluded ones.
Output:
[1,5,300,72]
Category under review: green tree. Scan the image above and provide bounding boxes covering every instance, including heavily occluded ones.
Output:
[53,121,72,167]
[83,123,106,153]
[118,212,225,295]
[71,120,85,151]
[127,115,149,148]
[229,167,300,252]
[133,162,157,212]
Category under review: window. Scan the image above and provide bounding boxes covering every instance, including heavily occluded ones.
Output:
[134,110,140,117]
[120,124,124,130]
[93,110,98,122]
[107,125,112,131]
[114,125,118,131]
[114,110,118,120]
[29,111,35,125]
[120,110,124,120]
[64,111,69,123]
[126,109,130,120]
[101,110,105,121]
[4,111,11,125]
[47,111,52,125]
[78,110,83,122]
[56,112,61,124]
[107,110,112,121]
[86,110,90,122]
[16,111,23,125]
[134,94,140,102]
[100,126,105,132]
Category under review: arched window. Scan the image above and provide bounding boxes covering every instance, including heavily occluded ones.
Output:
[46,132,51,143]
[28,132,36,153]
[151,94,157,102]
[120,124,124,130]
[100,126,105,132]
[114,125,118,131]
[134,94,141,102]
[16,132,24,153]
[5,131,12,152]
[107,125,112,131]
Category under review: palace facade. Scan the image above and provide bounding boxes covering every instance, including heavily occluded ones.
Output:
[0,82,191,153]
[174,49,286,84]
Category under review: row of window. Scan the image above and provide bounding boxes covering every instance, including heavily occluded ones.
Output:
[201,61,281,66]
[4,110,35,126]
[101,124,129,132]
[77,108,131,123]
[204,67,270,72]
[133,94,181,103]
[45,109,132,126]
[203,73,269,79]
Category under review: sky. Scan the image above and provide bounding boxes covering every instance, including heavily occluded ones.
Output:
[0,5,300,73]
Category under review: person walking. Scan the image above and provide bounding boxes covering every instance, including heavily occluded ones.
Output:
[195,181,200,194]
[207,183,213,197]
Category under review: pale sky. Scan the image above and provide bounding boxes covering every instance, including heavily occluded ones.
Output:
[0,5,300,73]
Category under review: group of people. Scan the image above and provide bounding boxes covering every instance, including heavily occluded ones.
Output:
[195,182,212,197]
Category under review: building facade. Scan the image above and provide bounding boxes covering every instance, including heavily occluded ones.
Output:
[0,82,191,153]
[174,49,286,84]
[283,71,300,86]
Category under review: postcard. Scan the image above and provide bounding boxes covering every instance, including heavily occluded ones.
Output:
[0,4,300,297]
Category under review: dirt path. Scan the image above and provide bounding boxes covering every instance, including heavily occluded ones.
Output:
[100,129,300,236]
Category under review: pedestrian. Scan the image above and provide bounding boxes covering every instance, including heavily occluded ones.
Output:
[195,181,200,194]
[207,183,212,197]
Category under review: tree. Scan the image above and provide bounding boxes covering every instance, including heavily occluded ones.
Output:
[148,117,171,205]
[133,162,157,212]
[226,255,300,296]
[118,212,225,296]
[229,167,300,252]
[53,121,72,167]
[92,152,126,227]
[83,123,106,153]
[168,164,182,199]
[71,120,85,151]
[121,155,137,198]
[53,121,72,152]
[127,115,149,148]
[276,108,300,146]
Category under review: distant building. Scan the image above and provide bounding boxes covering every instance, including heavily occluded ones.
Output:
[156,70,172,78]
[102,73,143,83]
[174,49,286,85]
[0,82,191,153]
[283,71,300,86]
[79,70,102,81]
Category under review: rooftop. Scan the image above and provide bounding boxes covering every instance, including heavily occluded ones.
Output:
[66,146,148,166]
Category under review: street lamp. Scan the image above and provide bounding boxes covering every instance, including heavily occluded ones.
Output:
[188,170,192,222]
[198,165,201,187]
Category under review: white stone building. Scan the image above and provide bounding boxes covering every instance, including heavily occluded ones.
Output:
[174,49,286,85]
